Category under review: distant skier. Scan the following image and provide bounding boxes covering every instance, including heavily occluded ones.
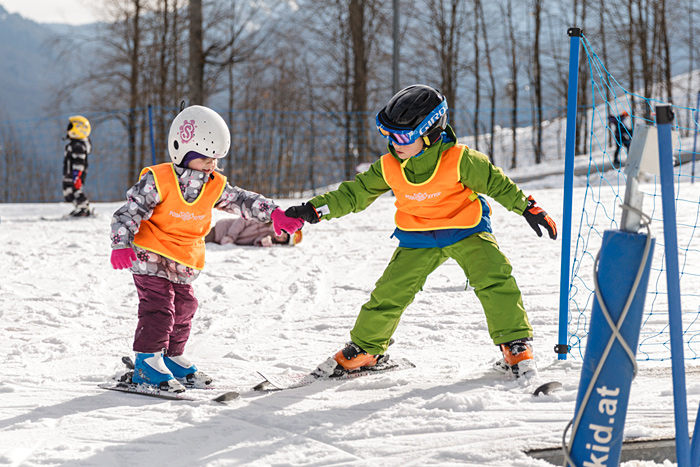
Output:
[63,115,92,217]
[109,105,303,393]
[608,111,632,168]
[285,85,558,381]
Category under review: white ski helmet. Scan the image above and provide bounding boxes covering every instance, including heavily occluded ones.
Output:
[167,105,231,165]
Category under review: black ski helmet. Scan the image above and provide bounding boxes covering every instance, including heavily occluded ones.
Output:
[376,85,448,146]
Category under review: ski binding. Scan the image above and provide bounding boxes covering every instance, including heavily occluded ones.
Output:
[254,357,416,391]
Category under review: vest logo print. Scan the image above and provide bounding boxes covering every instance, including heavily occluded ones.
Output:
[405,191,442,202]
[169,210,206,221]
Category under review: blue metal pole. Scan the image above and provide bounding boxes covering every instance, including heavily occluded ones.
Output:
[656,104,691,467]
[148,104,156,165]
[557,27,582,361]
[692,91,700,184]
[693,404,700,467]
[566,230,654,467]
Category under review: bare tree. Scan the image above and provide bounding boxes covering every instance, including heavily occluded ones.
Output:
[574,0,589,156]
[188,0,203,105]
[532,0,544,163]
[291,0,390,178]
[349,0,370,176]
[125,0,143,178]
[500,0,519,168]
[425,0,465,108]
[656,0,672,103]
[475,0,497,160]
[472,0,482,151]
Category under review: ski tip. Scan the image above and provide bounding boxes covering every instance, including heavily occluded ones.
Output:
[253,381,270,391]
[213,391,239,402]
[533,381,563,396]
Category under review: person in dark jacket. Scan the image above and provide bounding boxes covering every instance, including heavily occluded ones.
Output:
[608,111,632,168]
[63,115,93,217]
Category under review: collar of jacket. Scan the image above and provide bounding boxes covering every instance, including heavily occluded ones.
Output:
[173,163,208,180]
[387,124,458,184]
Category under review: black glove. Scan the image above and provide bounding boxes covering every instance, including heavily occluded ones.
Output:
[285,203,321,224]
[523,195,557,240]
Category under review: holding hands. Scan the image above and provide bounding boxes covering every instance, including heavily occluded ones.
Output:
[270,208,305,236]
[284,203,321,224]
[523,195,557,240]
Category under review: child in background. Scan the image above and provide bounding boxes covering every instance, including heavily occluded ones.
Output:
[63,115,92,217]
[607,111,632,168]
[205,217,303,247]
[110,105,303,393]
[285,85,557,380]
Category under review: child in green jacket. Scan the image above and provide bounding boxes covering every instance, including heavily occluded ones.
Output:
[285,85,557,379]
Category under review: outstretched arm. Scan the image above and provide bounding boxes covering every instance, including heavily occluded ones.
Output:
[458,147,556,240]
[286,161,391,223]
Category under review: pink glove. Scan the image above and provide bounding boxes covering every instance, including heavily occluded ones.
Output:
[270,208,304,236]
[111,247,137,269]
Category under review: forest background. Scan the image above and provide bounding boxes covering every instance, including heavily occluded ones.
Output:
[0,0,698,202]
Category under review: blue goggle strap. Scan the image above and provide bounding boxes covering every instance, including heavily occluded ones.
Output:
[376,100,448,145]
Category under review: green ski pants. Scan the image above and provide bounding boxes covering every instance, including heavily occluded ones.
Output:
[349,232,533,354]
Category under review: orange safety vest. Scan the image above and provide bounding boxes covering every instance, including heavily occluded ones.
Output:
[133,163,226,269]
[381,145,483,231]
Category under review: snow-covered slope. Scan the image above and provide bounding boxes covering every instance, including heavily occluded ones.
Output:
[0,187,691,466]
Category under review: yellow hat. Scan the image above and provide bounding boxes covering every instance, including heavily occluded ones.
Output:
[289,230,303,246]
[67,115,91,139]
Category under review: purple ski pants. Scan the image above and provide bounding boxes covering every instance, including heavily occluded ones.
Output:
[132,274,198,356]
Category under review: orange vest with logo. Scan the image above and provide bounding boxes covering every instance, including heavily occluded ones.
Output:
[381,145,483,231]
[133,163,226,269]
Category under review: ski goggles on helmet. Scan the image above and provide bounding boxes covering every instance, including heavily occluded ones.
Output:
[376,100,448,146]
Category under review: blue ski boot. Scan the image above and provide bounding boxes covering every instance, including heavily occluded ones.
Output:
[164,355,213,388]
[132,352,185,392]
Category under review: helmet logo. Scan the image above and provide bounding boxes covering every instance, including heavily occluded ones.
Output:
[178,120,197,143]
[417,103,447,136]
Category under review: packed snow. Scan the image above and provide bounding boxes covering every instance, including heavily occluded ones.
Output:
[0,167,696,466]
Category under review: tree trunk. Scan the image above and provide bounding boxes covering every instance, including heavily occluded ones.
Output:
[128,0,142,180]
[349,0,369,173]
[472,0,480,151]
[533,0,543,163]
[659,0,672,103]
[189,0,204,105]
[575,0,589,157]
[501,0,518,169]
[476,0,496,162]
[627,0,636,116]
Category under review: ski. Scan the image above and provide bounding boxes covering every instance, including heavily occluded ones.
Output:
[532,381,562,396]
[40,208,98,221]
[120,355,216,390]
[98,381,239,403]
[492,359,563,396]
[99,356,239,402]
[253,357,416,392]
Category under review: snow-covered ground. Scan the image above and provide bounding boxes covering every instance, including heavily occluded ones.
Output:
[0,174,695,466]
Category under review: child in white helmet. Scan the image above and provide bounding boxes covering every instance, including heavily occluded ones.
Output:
[63,115,93,217]
[109,105,303,393]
